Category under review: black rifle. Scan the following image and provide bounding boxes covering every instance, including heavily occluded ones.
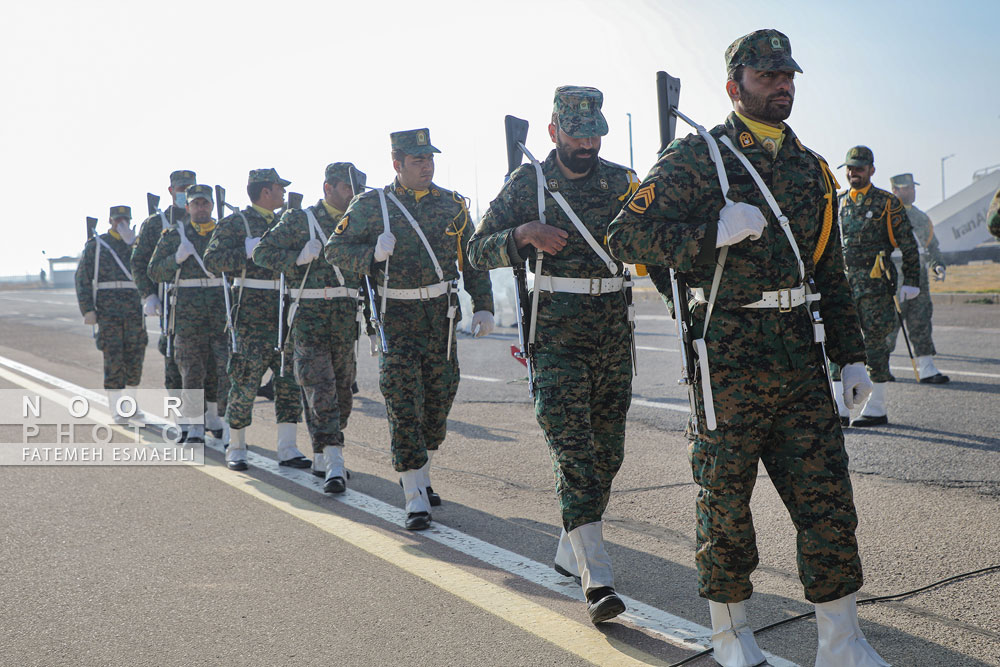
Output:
[877,250,920,381]
[86,217,99,337]
[274,193,302,376]
[655,70,702,433]
[348,166,387,353]
[215,186,238,353]
[503,114,536,397]
[86,216,98,242]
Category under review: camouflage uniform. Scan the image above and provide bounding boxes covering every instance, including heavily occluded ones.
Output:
[253,184,362,455]
[323,134,494,473]
[988,186,1000,240]
[75,209,146,390]
[147,186,230,422]
[203,171,303,432]
[833,150,920,384]
[468,151,636,532]
[607,101,868,603]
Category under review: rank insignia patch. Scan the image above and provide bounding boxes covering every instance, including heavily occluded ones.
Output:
[334,215,349,235]
[547,178,559,192]
[627,183,656,214]
[599,177,608,190]
[739,132,754,148]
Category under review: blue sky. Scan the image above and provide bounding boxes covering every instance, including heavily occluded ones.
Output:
[2,0,997,276]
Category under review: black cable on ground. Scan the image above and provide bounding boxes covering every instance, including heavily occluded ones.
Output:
[665,564,1000,667]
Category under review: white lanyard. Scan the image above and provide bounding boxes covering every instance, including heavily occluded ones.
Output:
[305,208,344,286]
[175,221,215,279]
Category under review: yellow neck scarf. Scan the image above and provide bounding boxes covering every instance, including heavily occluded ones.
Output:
[413,189,430,203]
[251,204,275,223]
[849,184,872,203]
[736,112,784,157]
[108,228,121,241]
[322,199,344,219]
[191,219,216,236]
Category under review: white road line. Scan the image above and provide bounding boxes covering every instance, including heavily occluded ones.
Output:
[0,352,796,666]
[637,345,678,352]
[889,365,1000,380]
[631,398,691,413]
[461,374,502,383]
[635,315,673,321]
[0,296,75,306]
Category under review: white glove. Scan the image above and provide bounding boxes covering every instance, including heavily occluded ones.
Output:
[471,310,494,338]
[295,239,322,266]
[900,285,920,302]
[933,265,946,281]
[369,334,380,357]
[175,239,195,264]
[841,362,873,410]
[245,237,261,258]
[716,202,767,248]
[373,231,396,263]
[83,311,97,325]
[143,294,162,316]
[116,222,136,245]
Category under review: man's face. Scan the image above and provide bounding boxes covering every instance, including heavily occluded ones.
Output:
[549,124,601,175]
[892,184,916,206]
[394,153,435,190]
[186,197,214,222]
[168,183,192,206]
[846,164,875,189]
[325,180,355,212]
[258,183,286,211]
[729,67,795,124]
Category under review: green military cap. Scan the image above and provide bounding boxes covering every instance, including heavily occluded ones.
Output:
[890,173,919,188]
[169,170,197,189]
[390,128,440,155]
[186,184,214,202]
[109,205,131,220]
[248,168,291,187]
[325,162,358,184]
[839,145,874,168]
[725,29,802,75]
[553,85,609,138]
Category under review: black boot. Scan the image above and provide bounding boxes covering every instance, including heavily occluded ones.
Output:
[585,586,626,624]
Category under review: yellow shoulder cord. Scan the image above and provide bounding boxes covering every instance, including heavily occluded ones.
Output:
[448,193,470,271]
[885,200,898,248]
[619,171,647,275]
[812,159,839,265]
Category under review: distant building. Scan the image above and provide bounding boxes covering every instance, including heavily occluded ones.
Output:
[47,256,79,288]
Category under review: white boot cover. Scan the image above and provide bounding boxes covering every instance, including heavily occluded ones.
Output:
[205,402,225,430]
[325,446,346,482]
[860,382,887,418]
[554,528,580,577]
[226,427,247,463]
[815,593,890,667]
[107,390,127,424]
[916,356,939,380]
[186,424,205,441]
[276,422,306,462]
[312,451,327,476]
[567,521,614,593]
[708,600,767,667]
[833,380,850,419]
[424,450,435,487]
[400,469,430,515]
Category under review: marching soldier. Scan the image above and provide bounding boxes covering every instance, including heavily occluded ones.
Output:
[988,185,1000,240]
[147,185,230,444]
[75,206,146,421]
[888,173,949,384]
[467,86,637,625]
[324,129,494,530]
[204,169,308,471]
[608,29,889,666]
[253,163,363,493]
[835,146,921,426]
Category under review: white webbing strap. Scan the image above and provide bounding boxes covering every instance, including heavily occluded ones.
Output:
[174,220,215,279]
[375,188,391,320]
[517,142,546,348]
[385,190,445,281]
[92,236,135,305]
[305,207,345,286]
[92,238,100,306]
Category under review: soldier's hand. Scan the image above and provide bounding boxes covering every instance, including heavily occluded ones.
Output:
[175,239,196,264]
[716,202,767,247]
[116,222,136,245]
[244,237,261,258]
[841,362,873,410]
[374,232,396,263]
[143,294,162,316]
[296,239,322,266]
[514,221,568,255]
[83,311,97,326]
[900,285,920,302]
[471,311,494,338]
[933,265,946,281]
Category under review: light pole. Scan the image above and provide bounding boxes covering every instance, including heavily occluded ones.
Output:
[626,112,634,170]
[940,153,955,201]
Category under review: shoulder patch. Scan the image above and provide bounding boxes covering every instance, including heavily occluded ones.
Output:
[334,215,349,235]
[627,182,656,214]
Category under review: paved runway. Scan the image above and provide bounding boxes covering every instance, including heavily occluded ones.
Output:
[1,287,997,666]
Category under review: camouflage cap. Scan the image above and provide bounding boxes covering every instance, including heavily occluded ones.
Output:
[890,173,920,188]
[169,170,197,189]
[248,168,291,187]
[553,85,609,138]
[324,162,358,184]
[109,205,131,220]
[390,128,440,155]
[186,184,214,203]
[725,29,802,75]
[839,145,874,168]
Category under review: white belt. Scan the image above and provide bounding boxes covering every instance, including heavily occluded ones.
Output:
[742,285,819,311]
[377,280,450,300]
[175,278,224,288]
[95,280,136,290]
[294,287,359,300]
[534,275,625,296]
[232,277,281,290]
